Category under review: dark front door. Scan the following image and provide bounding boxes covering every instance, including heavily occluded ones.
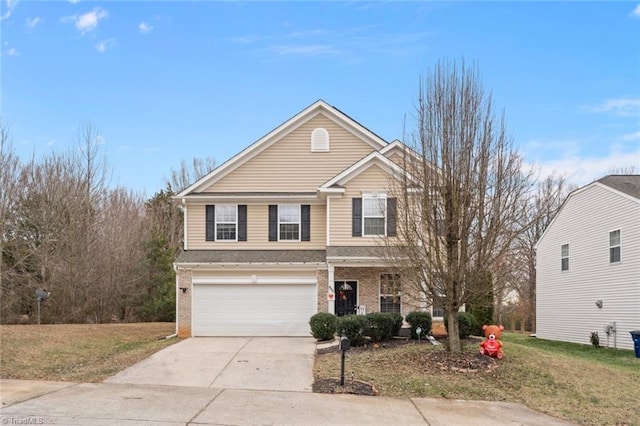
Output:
[334,281,357,316]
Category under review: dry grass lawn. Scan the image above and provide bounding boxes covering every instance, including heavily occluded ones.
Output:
[314,333,640,426]
[0,323,178,382]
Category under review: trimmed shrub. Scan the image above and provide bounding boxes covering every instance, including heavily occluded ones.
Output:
[364,312,397,342]
[457,312,478,339]
[466,304,493,336]
[444,311,478,339]
[389,312,404,337]
[309,312,337,341]
[405,311,432,339]
[335,315,368,347]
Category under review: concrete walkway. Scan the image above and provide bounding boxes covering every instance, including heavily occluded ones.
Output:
[1,379,576,425]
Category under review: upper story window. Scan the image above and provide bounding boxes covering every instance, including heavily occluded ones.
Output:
[268,204,311,242]
[279,204,300,241]
[363,197,386,236]
[215,205,237,240]
[352,196,397,237]
[205,204,247,242]
[380,273,401,314]
[561,243,569,271]
[311,127,330,152]
[609,230,621,263]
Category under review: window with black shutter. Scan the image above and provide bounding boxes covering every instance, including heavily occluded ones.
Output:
[206,205,215,241]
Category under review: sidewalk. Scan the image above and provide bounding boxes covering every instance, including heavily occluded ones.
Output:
[0,379,575,425]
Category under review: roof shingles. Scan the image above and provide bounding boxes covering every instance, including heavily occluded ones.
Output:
[597,175,640,200]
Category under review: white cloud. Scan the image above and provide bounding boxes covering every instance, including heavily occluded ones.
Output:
[64,7,108,34]
[25,16,42,28]
[138,21,153,34]
[6,47,19,56]
[1,0,19,20]
[631,4,640,17]
[68,0,80,3]
[231,26,430,60]
[589,97,640,117]
[530,148,640,187]
[270,44,340,56]
[622,131,640,141]
[95,38,116,53]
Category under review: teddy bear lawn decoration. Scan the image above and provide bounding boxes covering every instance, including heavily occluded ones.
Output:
[479,324,505,359]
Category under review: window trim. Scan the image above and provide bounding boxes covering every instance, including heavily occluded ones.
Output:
[278,204,301,242]
[609,229,621,264]
[379,273,401,314]
[362,194,387,237]
[561,243,569,271]
[215,204,238,242]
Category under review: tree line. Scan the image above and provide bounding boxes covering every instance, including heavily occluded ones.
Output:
[0,121,215,324]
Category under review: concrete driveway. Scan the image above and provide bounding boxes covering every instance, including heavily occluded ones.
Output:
[104,337,315,392]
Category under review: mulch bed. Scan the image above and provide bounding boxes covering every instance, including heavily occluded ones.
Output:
[312,378,378,396]
[406,348,500,373]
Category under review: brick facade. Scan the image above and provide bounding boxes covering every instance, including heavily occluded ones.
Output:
[177,268,192,338]
[316,268,328,312]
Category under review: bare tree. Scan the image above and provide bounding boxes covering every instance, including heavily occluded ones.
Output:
[608,166,637,175]
[167,156,216,193]
[0,119,23,319]
[0,121,188,324]
[388,60,537,352]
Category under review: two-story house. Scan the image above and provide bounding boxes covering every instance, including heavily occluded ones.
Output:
[536,175,640,350]
[173,100,420,337]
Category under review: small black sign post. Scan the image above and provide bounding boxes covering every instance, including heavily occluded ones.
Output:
[339,331,351,386]
[35,288,50,325]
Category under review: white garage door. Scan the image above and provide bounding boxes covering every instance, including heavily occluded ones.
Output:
[192,283,317,336]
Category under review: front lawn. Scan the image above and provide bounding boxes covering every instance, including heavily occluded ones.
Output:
[0,323,178,382]
[314,333,640,426]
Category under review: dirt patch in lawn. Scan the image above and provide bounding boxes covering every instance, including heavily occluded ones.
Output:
[0,322,178,382]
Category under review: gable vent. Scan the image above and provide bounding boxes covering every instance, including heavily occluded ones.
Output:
[311,127,330,152]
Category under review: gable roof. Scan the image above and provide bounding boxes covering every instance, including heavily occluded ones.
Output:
[535,174,640,248]
[318,150,418,192]
[597,175,640,200]
[177,100,388,197]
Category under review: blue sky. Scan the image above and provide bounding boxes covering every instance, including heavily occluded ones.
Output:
[2,1,639,196]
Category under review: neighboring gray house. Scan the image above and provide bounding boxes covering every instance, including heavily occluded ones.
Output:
[536,175,640,351]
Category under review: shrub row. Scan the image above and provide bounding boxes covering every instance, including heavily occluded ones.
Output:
[310,311,437,346]
[309,312,404,345]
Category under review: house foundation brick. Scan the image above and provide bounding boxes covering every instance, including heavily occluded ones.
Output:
[177,268,192,338]
[316,269,328,312]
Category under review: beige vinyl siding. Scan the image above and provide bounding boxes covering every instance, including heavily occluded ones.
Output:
[385,150,409,167]
[206,113,377,193]
[329,164,399,246]
[186,202,326,250]
[536,184,640,351]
